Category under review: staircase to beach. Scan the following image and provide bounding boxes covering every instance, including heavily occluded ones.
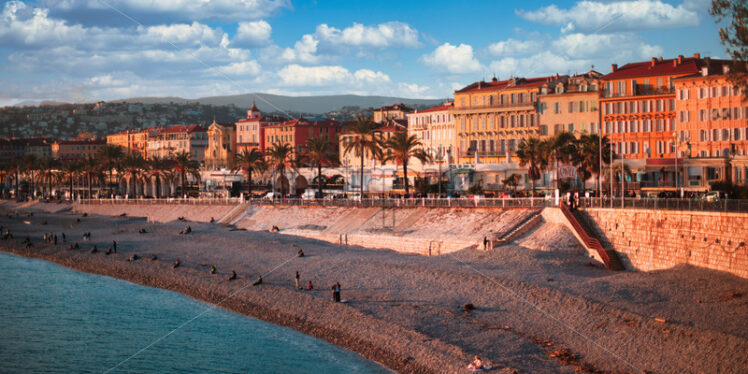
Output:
[560,204,624,271]
[491,209,543,247]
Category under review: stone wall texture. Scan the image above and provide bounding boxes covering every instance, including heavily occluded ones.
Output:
[584,208,748,278]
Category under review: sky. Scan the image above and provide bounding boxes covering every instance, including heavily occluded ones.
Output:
[0,0,727,107]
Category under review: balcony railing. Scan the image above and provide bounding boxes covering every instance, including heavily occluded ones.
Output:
[460,150,508,157]
[602,86,675,99]
[454,101,536,111]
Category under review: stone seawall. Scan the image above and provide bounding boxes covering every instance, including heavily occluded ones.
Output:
[583,208,748,278]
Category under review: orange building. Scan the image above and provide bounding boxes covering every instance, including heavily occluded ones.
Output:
[675,61,748,187]
[106,128,160,157]
[601,54,731,191]
[52,139,106,161]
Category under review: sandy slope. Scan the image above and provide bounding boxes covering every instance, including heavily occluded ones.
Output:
[1,203,747,373]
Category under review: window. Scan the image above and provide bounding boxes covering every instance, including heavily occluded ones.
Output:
[723,129,730,140]
[540,125,548,136]
[617,81,626,96]
[500,116,506,128]
[554,102,561,114]
[569,102,575,113]
[568,124,574,132]
[713,129,719,141]
[460,117,466,130]
[699,110,707,122]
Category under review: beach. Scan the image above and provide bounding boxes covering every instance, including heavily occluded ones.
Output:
[1,202,747,373]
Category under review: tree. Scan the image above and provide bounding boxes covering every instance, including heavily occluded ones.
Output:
[574,134,613,194]
[22,154,38,199]
[266,143,294,197]
[711,1,748,98]
[305,136,338,198]
[60,160,81,200]
[121,152,146,197]
[382,132,431,196]
[38,156,60,199]
[172,151,200,197]
[502,173,520,193]
[232,149,265,198]
[80,154,102,199]
[98,144,124,197]
[545,132,577,189]
[146,156,169,198]
[516,137,547,196]
[342,115,382,197]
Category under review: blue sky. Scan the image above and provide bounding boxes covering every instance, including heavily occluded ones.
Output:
[0,0,725,106]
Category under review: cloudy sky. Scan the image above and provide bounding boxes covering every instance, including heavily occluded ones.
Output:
[0,0,725,106]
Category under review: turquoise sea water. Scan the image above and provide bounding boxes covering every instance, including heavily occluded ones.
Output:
[0,252,389,374]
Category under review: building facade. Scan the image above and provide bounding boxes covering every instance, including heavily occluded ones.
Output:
[406,101,455,171]
[52,139,106,161]
[264,118,341,162]
[204,120,236,170]
[106,128,160,157]
[234,103,286,154]
[373,103,412,124]
[538,72,601,138]
[675,61,748,187]
[146,125,208,161]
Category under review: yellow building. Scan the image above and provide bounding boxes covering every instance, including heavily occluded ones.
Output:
[406,101,455,170]
[205,120,236,170]
[453,76,551,165]
[373,103,412,124]
[538,72,601,137]
[106,128,160,157]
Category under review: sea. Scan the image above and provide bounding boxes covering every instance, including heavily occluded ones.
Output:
[0,252,390,374]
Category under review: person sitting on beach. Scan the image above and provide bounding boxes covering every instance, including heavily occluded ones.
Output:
[173,259,181,269]
[82,213,87,217]
[270,225,279,233]
[139,228,147,234]
[229,271,237,281]
[128,254,139,262]
[178,216,185,221]
[73,242,79,249]
[252,275,262,286]
[210,265,216,274]
[297,248,304,257]
[467,355,483,370]
[67,244,75,250]
[306,281,313,290]
[210,217,215,223]
[106,247,113,255]
[90,245,98,253]
[151,255,158,261]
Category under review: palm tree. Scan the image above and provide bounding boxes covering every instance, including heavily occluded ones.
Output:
[574,134,613,193]
[121,152,147,197]
[382,132,431,196]
[98,144,124,197]
[342,115,382,197]
[38,156,60,199]
[545,132,577,189]
[304,136,338,198]
[502,173,520,193]
[232,149,265,198]
[60,160,81,200]
[516,137,547,196]
[22,153,38,198]
[172,151,200,197]
[146,156,168,198]
[80,154,101,199]
[266,143,294,197]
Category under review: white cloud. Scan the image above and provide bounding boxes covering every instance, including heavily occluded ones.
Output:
[276,64,390,87]
[487,38,541,57]
[421,43,483,74]
[233,20,272,48]
[552,32,664,60]
[139,22,224,47]
[39,0,291,23]
[0,1,87,47]
[397,83,431,98]
[517,0,700,33]
[490,51,592,78]
[208,61,262,76]
[279,34,320,64]
[315,22,420,49]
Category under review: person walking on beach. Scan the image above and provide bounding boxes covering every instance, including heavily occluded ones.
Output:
[295,271,300,289]
[483,236,488,250]
[252,275,262,286]
[332,282,341,302]
[112,240,117,254]
[53,234,57,245]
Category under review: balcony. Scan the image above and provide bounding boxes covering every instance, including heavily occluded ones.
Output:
[602,86,675,99]
[460,149,511,158]
[454,101,536,113]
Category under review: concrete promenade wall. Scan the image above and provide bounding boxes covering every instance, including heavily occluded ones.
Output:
[73,202,536,256]
[584,208,748,278]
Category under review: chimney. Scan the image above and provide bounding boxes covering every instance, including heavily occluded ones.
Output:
[693,53,700,59]
[611,64,618,72]
[723,64,730,74]
[658,56,663,62]
[701,66,709,77]
[678,55,683,64]
[651,58,657,67]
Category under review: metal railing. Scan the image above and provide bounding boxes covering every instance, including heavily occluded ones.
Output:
[581,197,748,213]
[77,197,555,209]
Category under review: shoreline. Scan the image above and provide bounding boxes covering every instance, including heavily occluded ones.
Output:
[3,203,748,373]
[0,242,458,374]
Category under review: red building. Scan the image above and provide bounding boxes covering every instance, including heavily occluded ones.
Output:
[264,117,341,163]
